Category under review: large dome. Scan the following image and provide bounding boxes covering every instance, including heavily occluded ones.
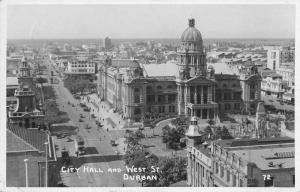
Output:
[181,19,202,43]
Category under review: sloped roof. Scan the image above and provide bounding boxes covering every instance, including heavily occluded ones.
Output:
[207,63,236,75]
[8,125,48,152]
[7,130,37,152]
[142,62,179,77]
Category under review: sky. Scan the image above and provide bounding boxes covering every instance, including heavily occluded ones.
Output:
[7,4,295,39]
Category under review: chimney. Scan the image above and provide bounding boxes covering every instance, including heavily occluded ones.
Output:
[188,18,195,27]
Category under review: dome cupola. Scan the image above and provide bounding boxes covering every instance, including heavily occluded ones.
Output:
[181,18,203,44]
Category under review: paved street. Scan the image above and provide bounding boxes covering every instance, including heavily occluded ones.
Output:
[46,62,140,187]
[261,95,294,112]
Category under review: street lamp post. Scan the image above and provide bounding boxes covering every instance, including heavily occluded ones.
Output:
[44,142,49,187]
[24,159,29,187]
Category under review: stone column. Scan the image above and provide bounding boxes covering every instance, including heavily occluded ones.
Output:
[201,86,204,104]
[187,85,190,103]
[194,92,197,104]
[208,86,212,103]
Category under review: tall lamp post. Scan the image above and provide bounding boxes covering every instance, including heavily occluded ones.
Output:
[44,142,49,187]
[24,159,29,187]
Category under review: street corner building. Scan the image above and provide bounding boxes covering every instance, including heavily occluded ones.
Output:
[185,116,295,187]
[97,18,262,125]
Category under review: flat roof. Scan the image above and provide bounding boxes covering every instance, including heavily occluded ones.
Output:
[6,77,18,86]
[215,137,294,148]
[231,146,294,170]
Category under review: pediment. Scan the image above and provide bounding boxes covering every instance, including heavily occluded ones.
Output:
[186,76,215,85]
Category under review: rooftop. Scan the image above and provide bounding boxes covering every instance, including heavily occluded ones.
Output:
[7,130,37,152]
[231,146,294,170]
[6,77,19,86]
[8,125,48,153]
[214,137,294,148]
[207,63,236,75]
[142,62,179,77]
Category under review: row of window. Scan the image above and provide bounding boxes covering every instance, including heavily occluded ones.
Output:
[216,92,241,101]
[221,103,240,110]
[146,94,176,104]
[215,162,241,187]
[71,69,94,72]
[146,105,176,113]
[71,64,94,67]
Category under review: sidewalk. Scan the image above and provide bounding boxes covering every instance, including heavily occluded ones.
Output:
[81,94,129,130]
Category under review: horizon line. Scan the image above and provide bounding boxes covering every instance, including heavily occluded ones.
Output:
[7,37,295,40]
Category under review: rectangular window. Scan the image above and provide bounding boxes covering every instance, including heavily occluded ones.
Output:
[234,103,240,110]
[234,92,241,100]
[220,166,224,178]
[232,174,237,186]
[225,103,231,110]
[226,170,230,182]
[239,179,243,187]
[215,163,219,174]
[158,95,164,103]
[134,95,140,103]
[250,92,255,99]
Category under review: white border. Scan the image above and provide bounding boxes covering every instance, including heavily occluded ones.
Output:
[1,0,299,192]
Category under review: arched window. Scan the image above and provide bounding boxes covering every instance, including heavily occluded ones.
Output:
[157,85,162,90]
[134,88,139,93]
[223,84,227,88]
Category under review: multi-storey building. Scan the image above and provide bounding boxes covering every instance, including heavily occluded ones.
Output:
[185,115,295,187]
[261,73,284,98]
[267,46,295,70]
[65,58,96,75]
[97,19,262,123]
[7,57,45,128]
[104,37,113,51]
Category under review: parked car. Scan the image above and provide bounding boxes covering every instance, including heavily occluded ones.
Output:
[91,114,96,118]
[80,114,85,118]
[78,150,85,156]
[110,140,117,146]
[83,107,90,112]
[79,118,84,122]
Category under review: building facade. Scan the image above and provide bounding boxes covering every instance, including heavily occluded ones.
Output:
[186,118,295,187]
[97,19,262,123]
[65,58,95,74]
[267,46,295,70]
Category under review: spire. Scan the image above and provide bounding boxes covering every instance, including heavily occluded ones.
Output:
[188,18,195,27]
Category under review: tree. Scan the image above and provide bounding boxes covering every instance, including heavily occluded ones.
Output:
[36,77,48,85]
[220,126,234,140]
[207,119,215,126]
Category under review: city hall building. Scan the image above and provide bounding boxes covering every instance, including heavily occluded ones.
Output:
[97,19,262,122]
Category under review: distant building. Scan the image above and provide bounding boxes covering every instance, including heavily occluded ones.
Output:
[267,46,294,70]
[186,117,295,187]
[104,37,113,51]
[261,72,284,99]
[65,58,96,75]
